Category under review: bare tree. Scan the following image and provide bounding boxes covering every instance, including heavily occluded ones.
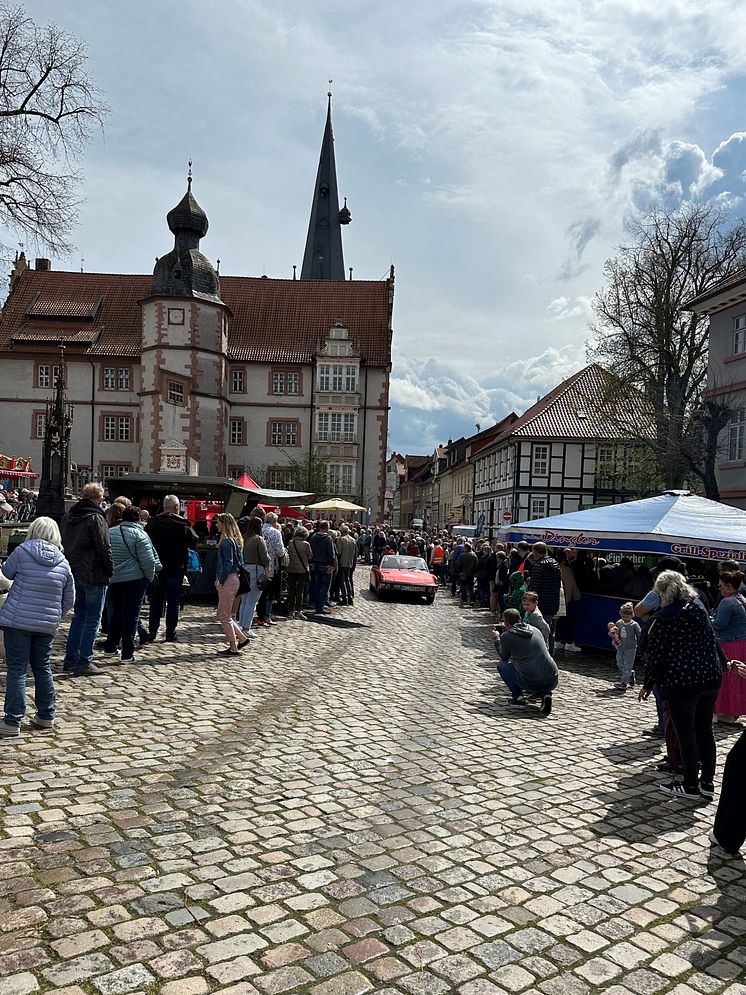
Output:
[589,202,746,496]
[0,4,108,256]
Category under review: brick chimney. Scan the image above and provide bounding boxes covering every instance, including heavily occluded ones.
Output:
[34,258,51,271]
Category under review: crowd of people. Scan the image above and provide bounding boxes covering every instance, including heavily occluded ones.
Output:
[0,486,36,522]
[0,502,744,858]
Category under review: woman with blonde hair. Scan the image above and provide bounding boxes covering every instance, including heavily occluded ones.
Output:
[215,513,249,655]
[0,517,75,737]
[639,570,723,800]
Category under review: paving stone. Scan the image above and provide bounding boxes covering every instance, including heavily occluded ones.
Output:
[253,964,314,992]
[2,973,39,995]
[92,963,156,993]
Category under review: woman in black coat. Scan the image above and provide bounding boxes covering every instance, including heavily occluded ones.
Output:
[710,660,746,856]
[639,570,723,801]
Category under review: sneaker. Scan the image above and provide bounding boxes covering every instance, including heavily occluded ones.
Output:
[628,671,636,687]
[74,664,109,677]
[263,618,276,626]
[613,681,628,691]
[217,647,240,656]
[165,634,178,642]
[120,655,136,664]
[236,638,251,651]
[659,781,701,800]
[708,828,740,855]
[565,643,581,653]
[0,721,20,738]
[554,641,566,650]
[100,649,120,658]
[29,715,54,730]
[699,781,715,800]
[511,695,527,705]
[655,760,683,773]
[139,632,157,645]
[539,694,553,715]
[321,607,333,615]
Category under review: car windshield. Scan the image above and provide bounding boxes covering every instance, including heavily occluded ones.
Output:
[380,555,427,571]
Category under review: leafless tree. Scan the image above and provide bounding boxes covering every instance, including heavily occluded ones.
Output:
[588,202,746,496]
[0,4,108,256]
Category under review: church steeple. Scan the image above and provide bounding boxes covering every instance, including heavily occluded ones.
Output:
[301,90,351,280]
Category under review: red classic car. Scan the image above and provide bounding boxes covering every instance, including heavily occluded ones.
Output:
[369,555,437,604]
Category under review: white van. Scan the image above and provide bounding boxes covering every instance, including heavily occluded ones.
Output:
[451,524,477,539]
[411,518,424,529]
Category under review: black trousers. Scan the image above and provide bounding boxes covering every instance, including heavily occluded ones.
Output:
[337,566,355,604]
[665,685,720,791]
[714,729,746,854]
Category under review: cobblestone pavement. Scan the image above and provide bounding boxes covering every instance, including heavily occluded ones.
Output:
[1,587,745,995]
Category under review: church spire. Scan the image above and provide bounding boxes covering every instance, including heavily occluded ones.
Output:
[300,88,351,280]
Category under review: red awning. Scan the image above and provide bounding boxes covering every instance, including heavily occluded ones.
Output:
[0,470,38,480]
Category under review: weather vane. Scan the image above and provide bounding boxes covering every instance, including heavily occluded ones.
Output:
[328,78,333,97]
[188,158,192,186]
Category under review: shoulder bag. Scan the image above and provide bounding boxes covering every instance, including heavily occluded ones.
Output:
[231,538,252,595]
[293,539,310,579]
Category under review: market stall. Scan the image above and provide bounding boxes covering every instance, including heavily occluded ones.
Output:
[106,473,314,594]
[502,491,746,649]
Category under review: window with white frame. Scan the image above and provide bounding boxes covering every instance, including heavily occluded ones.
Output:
[228,465,243,479]
[270,420,298,446]
[317,412,329,441]
[118,417,131,442]
[118,368,130,390]
[331,364,343,391]
[231,368,245,393]
[343,413,356,442]
[37,364,60,388]
[167,381,185,405]
[729,409,746,461]
[103,367,116,390]
[103,416,116,441]
[530,496,548,520]
[287,372,300,395]
[272,372,285,394]
[230,418,244,446]
[268,468,293,488]
[345,365,357,391]
[318,364,330,391]
[101,463,129,479]
[532,444,549,476]
[735,315,746,355]
[327,463,353,494]
[34,412,46,438]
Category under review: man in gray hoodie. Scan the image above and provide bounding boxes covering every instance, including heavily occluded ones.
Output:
[492,608,559,714]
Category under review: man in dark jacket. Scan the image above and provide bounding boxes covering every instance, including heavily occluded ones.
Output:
[309,520,337,614]
[529,542,562,636]
[145,493,197,642]
[61,483,114,677]
[493,608,559,714]
[458,543,478,604]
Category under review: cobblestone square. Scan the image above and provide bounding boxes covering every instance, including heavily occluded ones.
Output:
[1,593,744,994]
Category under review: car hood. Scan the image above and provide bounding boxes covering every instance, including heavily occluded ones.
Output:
[378,569,433,584]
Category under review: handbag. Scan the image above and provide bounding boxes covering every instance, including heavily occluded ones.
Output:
[187,548,202,573]
[256,571,270,590]
[293,539,310,579]
[229,538,251,594]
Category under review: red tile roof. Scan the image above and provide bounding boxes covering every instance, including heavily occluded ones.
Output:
[0,270,393,366]
[494,363,631,441]
[686,266,746,310]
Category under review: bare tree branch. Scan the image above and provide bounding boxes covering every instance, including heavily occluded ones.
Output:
[0,4,108,256]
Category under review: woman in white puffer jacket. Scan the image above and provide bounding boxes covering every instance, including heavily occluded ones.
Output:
[0,517,75,738]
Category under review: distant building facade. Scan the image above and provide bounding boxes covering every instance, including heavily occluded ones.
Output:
[0,99,394,518]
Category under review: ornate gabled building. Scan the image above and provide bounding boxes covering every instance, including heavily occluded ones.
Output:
[0,100,394,518]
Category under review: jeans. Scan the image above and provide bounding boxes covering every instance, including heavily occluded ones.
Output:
[616,646,637,683]
[104,578,149,660]
[310,565,333,612]
[477,578,491,607]
[497,659,557,701]
[337,566,355,604]
[257,571,281,621]
[286,572,307,613]
[238,565,266,629]
[460,577,474,603]
[714,729,746,854]
[3,627,55,726]
[63,582,107,673]
[149,573,183,638]
[666,685,720,792]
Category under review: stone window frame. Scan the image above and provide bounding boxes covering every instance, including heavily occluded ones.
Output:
[159,370,190,407]
[100,462,133,480]
[31,408,46,439]
[35,362,60,389]
[266,465,294,489]
[228,465,244,479]
[100,364,134,391]
[230,366,247,394]
[99,411,135,444]
[229,417,245,446]
[267,418,301,447]
[269,366,304,396]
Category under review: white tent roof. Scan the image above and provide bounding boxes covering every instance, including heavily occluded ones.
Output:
[504,491,746,558]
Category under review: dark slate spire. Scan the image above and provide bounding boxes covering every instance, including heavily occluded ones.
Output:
[151,163,223,303]
[301,92,351,280]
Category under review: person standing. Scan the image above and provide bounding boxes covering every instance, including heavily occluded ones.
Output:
[710,570,746,724]
[256,512,286,626]
[309,520,337,614]
[555,550,582,652]
[214,513,250,654]
[239,516,270,635]
[102,508,160,664]
[610,602,641,690]
[287,525,313,619]
[528,542,562,650]
[639,570,723,800]
[61,482,114,677]
[0,518,75,737]
[145,493,197,642]
[335,524,358,606]
[458,542,478,605]
[710,660,746,856]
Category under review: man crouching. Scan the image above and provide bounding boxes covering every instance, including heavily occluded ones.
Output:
[492,608,559,715]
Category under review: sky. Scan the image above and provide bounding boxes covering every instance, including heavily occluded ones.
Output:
[14,0,746,455]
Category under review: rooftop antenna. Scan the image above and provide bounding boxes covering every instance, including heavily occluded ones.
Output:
[292,264,297,280]
[80,256,85,273]
[349,267,353,280]
[216,258,220,275]
[187,158,193,188]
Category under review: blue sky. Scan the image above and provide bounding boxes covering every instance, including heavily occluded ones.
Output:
[15,0,746,455]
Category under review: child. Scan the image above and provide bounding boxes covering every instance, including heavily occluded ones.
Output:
[522,591,550,647]
[610,602,640,690]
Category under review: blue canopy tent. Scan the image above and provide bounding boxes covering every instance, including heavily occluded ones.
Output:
[504,491,746,560]
[503,492,746,649]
